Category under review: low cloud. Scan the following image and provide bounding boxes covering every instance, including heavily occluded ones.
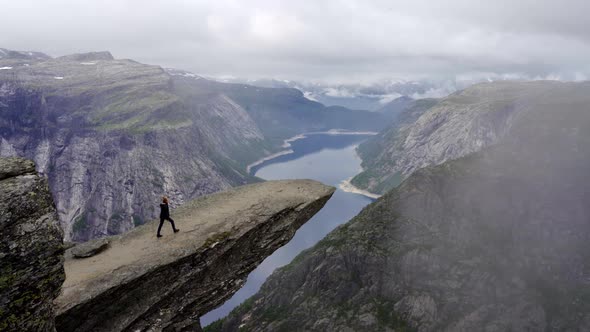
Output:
[1,0,590,83]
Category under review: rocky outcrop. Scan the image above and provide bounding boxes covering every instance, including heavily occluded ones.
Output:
[70,238,110,258]
[54,179,335,332]
[353,81,566,194]
[214,81,590,331]
[0,157,64,331]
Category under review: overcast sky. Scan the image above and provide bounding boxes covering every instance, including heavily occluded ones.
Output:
[2,0,590,83]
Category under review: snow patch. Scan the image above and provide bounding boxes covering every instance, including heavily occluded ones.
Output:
[169,71,200,79]
[80,62,96,65]
[0,67,13,70]
[323,87,356,98]
[303,91,318,101]
[54,76,64,80]
[378,93,403,104]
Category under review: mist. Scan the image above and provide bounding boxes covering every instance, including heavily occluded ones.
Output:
[2,0,590,83]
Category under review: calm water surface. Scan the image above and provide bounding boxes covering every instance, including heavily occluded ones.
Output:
[201,134,375,326]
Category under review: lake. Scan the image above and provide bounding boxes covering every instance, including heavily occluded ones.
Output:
[200,133,375,326]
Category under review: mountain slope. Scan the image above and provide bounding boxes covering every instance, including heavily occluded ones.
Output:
[170,72,389,141]
[351,81,565,194]
[211,81,590,331]
[376,95,415,120]
[351,98,438,193]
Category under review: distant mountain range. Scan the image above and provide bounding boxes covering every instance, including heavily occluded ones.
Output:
[0,48,388,241]
[212,77,459,111]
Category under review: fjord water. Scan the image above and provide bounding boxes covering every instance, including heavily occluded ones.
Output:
[201,134,375,326]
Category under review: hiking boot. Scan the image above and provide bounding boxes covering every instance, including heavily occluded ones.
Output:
[157,234,163,238]
[174,229,180,233]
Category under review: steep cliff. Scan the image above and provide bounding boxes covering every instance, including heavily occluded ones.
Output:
[352,98,438,193]
[0,157,64,331]
[213,81,590,331]
[352,81,565,194]
[54,179,335,332]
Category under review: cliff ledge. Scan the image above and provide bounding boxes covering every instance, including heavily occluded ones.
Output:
[54,179,335,331]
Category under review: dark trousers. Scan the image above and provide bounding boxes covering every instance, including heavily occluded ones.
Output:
[158,217,177,235]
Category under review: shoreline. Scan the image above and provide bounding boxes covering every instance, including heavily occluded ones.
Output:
[246,129,378,175]
[339,177,382,200]
[337,142,382,200]
[246,149,294,174]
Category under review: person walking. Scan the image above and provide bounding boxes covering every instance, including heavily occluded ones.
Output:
[157,196,179,238]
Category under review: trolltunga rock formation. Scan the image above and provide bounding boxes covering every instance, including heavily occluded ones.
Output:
[54,179,335,332]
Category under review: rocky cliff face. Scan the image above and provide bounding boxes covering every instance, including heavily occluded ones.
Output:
[54,179,335,332]
[0,157,64,331]
[352,81,565,194]
[213,81,590,331]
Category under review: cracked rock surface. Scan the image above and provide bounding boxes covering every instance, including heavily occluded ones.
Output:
[0,157,64,331]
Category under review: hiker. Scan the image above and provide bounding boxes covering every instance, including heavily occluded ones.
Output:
[157,196,179,238]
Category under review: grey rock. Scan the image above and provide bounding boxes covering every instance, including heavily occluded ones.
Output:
[69,238,110,258]
[57,51,114,61]
[0,157,64,331]
[0,156,35,180]
[0,48,386,242]
[54,179,335,332]
[352,98,438,193]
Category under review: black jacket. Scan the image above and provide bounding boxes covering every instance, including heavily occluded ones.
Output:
[160,203,170,219]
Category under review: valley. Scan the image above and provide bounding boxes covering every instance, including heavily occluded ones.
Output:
[3,48,590,332]
[0,49,388,241]
[209,80,590,331]
[202,132,376,326]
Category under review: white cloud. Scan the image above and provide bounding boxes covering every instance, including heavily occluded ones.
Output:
[323,87,356,98]
[1,0,590,82]
[378,93,403,104]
